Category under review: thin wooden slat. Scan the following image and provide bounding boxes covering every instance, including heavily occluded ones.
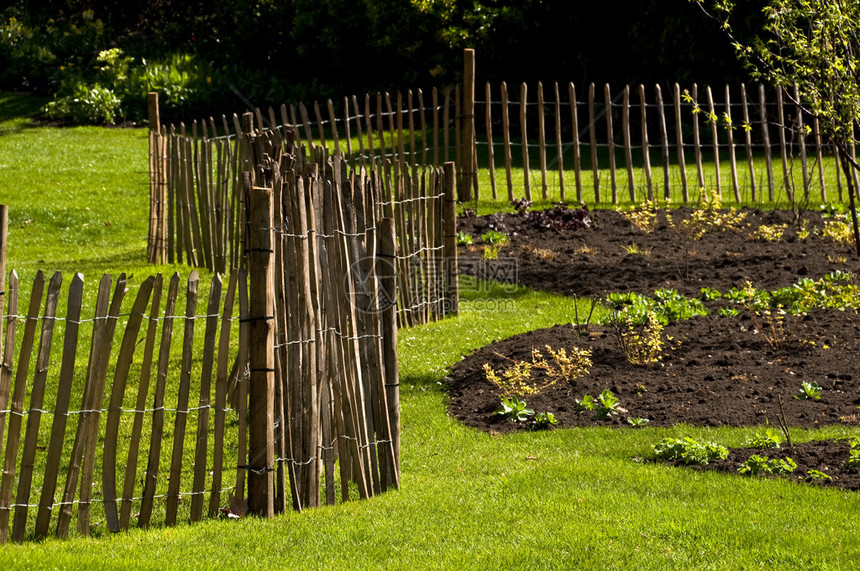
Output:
[209,271,237,517]
[235,269,250,502]
[299,102,315,152]
[568,83,583,202]
[376,93,388,165]
[588,83,601,202]
[34,273,83,540]
[165,271,199,526]
[0,270,18,463]
[0,271,43,543]
[190,274,222,522]
[501,82,514,200]
[396,92,407,167]
[536,81,548,199]
[364,95,376,171]
[11,272,61,543]
[54,273,111,539]
[759,83,776,201]
[639,84,653,200]
[520,83,532,200]
[442,88,452,164]
[655,85,671,200]
[485,82,497,199]
[314,100,327,150]
[1,206,7,344]
[102,276,155,533]
[740,84,758,202]
[554,82,565,201]
[813,116,827,200]
[673,83,689,202]
[706,86,721,196]
[407,90,417,164]
[691,84,706,191]
[119,274,163,530]
[725,85,741,201]
[605,83,618,203]
[622,85,635,201]
[352,96,367,172]
[138,272,181,529]
[77,273,127,536]
[418,88,428,167]
[343,97,355,169]
[776,88,793,201]
[794,85,810,200]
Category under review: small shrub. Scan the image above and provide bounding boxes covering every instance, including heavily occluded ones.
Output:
[483,345,592,399]
[745,428,782,449]
[749,223,788,242]
[42,83,121,125]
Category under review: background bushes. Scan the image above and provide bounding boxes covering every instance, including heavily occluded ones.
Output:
[0,0,762,125]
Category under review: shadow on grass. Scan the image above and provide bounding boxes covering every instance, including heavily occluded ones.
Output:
[0,91,50,134]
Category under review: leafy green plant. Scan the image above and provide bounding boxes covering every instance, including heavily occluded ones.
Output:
[738,455,797,476]
[494,395,534,423]
[718,307,739,318]
[575,393,596,412]
[806,469,833,482]
[42,82,121,125]
[626,417,650,428]
[653,437,729,465]
[456,231,474,246]
[532,411,559,430]
[699,287,722,302]
[845,438,860,470]
[745,428,782,449]
[481,230,508,246]
[794,381,822,400]
[595,389,621,419]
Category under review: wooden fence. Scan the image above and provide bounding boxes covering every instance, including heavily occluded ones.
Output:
[150,50,860,218]
[1,146,419,540]
[147,105,457,328]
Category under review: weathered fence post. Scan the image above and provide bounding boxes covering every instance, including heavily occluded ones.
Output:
[459,48,476,201]
[246,177,275,517]
[443,162,459,316]
[0,204,6,341]
[377,217,401,483]
[147,92,165,264]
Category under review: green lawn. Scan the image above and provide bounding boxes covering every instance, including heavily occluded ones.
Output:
[1,92,859,569]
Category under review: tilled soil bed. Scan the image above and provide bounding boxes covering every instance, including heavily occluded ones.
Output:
[447,206,860,490]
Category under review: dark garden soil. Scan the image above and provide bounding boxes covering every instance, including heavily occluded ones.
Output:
[447,206,860,490]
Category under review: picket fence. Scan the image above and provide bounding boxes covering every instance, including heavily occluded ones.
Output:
[0,125,442,543]
[149,50,860,237]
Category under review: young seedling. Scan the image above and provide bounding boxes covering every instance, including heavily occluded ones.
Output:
[794,380,822,400]
[532,412,559,430]
[845,438,860,470]
[456,231,474,246]
[595,389,622,419]
[745,428,782,449]
[575,393,596,413]
[494,396,534,423]
[806,469,833,482]
[626,417,650,428]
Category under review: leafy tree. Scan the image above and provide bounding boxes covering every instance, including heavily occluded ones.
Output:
[689,0,860,254]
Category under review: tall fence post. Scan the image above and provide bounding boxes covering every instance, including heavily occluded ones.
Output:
[377,217,401,482]
[459,48,476,201]
[443,162,459,316]
[245,177,275,517]
[147,92,164,264]
[0,205,7,337]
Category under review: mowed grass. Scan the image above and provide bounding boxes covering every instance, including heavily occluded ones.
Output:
[1,92,859,569]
